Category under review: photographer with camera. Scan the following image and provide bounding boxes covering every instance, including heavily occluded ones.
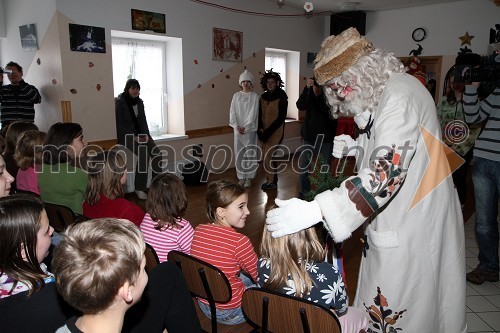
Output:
[0,62,41,131]
[462,50,500,285]
[296,77,337,198]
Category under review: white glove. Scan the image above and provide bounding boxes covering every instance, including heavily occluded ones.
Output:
[332,134,357,158]
[266,198,323,238]
[338,307,369,333]
[353,110,372,129]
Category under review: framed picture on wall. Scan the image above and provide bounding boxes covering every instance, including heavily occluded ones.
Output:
[69,23,106,53]
[307,52,317,68]
[19,24,38,51]
[131,9,166,34]
[212,27,242,62]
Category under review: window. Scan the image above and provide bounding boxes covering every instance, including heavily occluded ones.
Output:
[111,38,166,135]
[265,52,287,91]
[265,48,300,119]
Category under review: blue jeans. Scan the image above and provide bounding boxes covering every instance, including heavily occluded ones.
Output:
[198,273,255,325]
[472,157,500,272]
[298,137,333,196]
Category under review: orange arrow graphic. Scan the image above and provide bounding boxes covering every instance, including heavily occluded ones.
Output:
[409,126,464,209]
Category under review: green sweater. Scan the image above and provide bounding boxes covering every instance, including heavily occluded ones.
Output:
[38,163,88,214]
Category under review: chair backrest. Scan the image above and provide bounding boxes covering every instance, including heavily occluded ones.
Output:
[14,189,40,197]
[241,288,342,333]
[167,250,232,303]
[44,202,87,232]
[144,243,160,273]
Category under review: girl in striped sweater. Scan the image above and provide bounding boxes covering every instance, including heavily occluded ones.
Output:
[190,180,257,325]
[140,173,194,262]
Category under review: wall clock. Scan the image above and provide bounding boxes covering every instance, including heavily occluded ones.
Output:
[412,28,426,42]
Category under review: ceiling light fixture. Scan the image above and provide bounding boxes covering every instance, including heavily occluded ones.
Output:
[341,2,358,11]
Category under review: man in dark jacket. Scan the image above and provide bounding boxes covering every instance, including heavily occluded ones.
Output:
[296,77,337,198]
[0,61,41,129]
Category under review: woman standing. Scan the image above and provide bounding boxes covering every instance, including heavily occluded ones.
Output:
[229,70,259,188]
[115,79,161,200]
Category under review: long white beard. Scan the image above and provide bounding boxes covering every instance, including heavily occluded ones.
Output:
[325,85,371,117]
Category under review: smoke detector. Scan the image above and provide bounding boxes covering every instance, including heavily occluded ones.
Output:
[340,2,359,11]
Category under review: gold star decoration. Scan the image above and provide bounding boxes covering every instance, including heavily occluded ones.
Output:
[459,31,474,46]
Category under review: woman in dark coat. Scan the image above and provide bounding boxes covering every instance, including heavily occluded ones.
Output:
[115,79,161,199]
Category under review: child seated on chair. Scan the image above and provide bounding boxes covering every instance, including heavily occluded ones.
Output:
[0,195,199,333]
[14,130,45,194]
[52,218,148,333]
[190,179,257,325]
[83,151,145,226]
[0,194,77,333]
[38,122,88,214]
[140,172,194,262]
[258,226,369,333]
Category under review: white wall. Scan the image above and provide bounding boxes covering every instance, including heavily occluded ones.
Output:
[0,0,6,38]
[0,0,55,70]
[365,0,499,57]
[0,0,325,142]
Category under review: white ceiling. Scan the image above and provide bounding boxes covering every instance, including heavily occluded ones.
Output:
[268,0,468,13]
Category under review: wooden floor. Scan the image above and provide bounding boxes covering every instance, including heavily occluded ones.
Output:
[127,154,475,332]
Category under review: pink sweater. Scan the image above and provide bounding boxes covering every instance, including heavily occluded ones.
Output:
[140,213,194,263]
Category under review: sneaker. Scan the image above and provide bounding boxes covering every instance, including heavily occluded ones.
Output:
[466,266,499,285]
[261,181,277,190]
[244,179,252,188]
[135,190,148,200]
[238,179,245,186]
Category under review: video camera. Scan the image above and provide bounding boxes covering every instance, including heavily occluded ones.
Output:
[454,51,500,86]
[0,67,12,75]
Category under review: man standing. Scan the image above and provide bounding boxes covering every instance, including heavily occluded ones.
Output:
[0,61,41,129]
[463,52,500,285]
[296,77,337,198]
[258,70,288,191]
[266,28,466,332]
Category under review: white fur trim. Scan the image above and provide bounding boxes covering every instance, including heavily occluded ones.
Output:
[314,182,366,243]
[366,224,399,248]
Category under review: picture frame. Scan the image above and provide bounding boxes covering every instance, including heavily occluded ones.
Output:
[69,23,106,53]
[131,9,166,34]
[212,27,242,62]
[19,24,38,51]
[307,52,317,68]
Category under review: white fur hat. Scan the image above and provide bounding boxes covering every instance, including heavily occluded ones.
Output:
[239,70,254,85]
[314,27,374,85]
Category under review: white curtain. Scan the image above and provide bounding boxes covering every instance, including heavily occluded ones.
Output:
[112,39,165,131]
[265,53,287,90]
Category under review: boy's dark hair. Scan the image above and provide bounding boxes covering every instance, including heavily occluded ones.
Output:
[146,173,188,230]
[6,61,22,72]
